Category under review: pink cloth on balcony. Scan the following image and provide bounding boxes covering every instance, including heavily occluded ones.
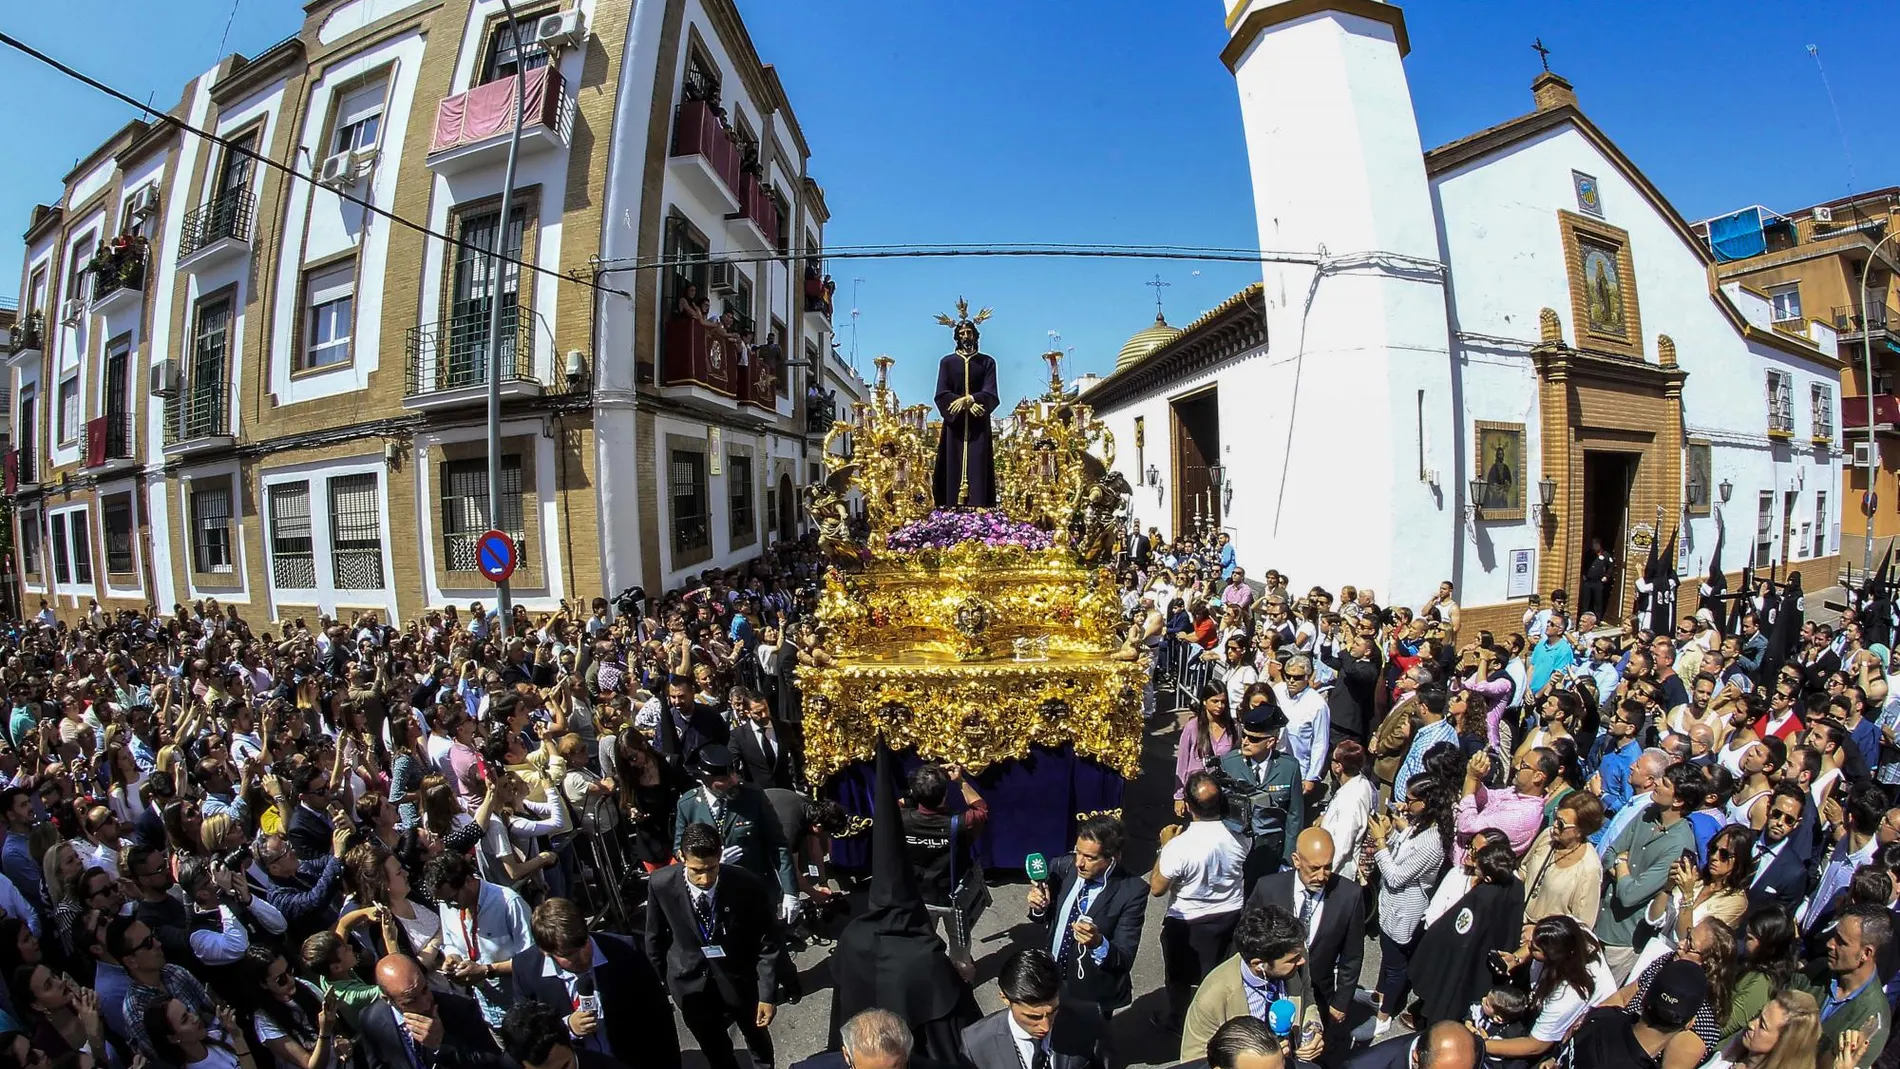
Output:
[431,67,558,154]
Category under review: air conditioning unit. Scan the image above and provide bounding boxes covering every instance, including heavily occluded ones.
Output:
[60,297,85,324]
[128,186,160,219]
[1855,440,1877,468]
[1814,205,1834,224]
[149,358,179,397]
[708,260,738,294]
[318,149,372,189]
[534,9,586,50]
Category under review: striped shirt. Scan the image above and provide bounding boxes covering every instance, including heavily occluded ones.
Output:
[1372,825,1447,942]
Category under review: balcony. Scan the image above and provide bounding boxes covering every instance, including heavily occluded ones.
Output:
[8,311,43,358]
[89,238,148,319]
[1834,302,1900,341]
[84,411,135,473]
[668,98,741,214]
[805,389,838,435]
[1845,394,1900,431]
[738,345,780,411]
[163,383,232,457]
[404,306,546,412]
[728,173,779,252]
[426,66,567,176]
[176,189,255,272]
[662,316,737,399]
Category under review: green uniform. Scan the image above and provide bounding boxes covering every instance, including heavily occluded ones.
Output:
[1217,749,1306,878]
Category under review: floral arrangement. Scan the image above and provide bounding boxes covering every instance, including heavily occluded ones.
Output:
[885,508,1054,552]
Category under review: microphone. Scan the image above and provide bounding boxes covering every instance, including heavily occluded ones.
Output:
[1266,998,1296,1037]
[575,973,600,1017]
[1025,852,1049,884]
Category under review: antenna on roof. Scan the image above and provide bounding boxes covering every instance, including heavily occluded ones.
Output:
[1807,45,1857,196]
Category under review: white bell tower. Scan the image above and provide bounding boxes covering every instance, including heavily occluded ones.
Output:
[1220,0,1456,602]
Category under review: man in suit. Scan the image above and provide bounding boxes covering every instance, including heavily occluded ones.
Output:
[1025,815,1147,1018]
[1242,827,1364,1032]
[1132,528,1154,570]
[1181,905,1321,1065]
[789,1008,953,1069]
[512,896,680,1069]
[357,953,513,1069]
[674,744,799,922]
[1216,704,1305,893]
[1748,784,1816,912]
[961,948,1108,1069]
[1344,1021,1479,1069]
[645,821,782,1069]
[283,764,339,862]
[500,1000,633,1069]
[731,688,802,791]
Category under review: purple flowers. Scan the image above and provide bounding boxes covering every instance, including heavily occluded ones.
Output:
[886,509,1054,552]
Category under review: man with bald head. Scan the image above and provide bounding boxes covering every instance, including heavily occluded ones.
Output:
[1344,1020,1479,1069]
[1242,827,1364,1038]
[357,954,511,1069]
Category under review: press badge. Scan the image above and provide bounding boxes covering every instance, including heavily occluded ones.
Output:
[702,945,727,959]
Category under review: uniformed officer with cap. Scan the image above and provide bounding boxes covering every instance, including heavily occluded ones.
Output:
[1216,702,1306,894]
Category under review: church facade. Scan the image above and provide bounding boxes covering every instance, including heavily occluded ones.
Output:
[1086,0,1847,636]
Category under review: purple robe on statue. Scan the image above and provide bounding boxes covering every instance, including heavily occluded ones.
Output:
[933,349,1000,508]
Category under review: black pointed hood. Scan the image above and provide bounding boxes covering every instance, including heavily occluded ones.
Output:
[1645,526,1679,634]
[1699,514,1728,620]
[828,739,973,1030]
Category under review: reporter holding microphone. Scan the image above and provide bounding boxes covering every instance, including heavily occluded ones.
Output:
[1025,816,1148,1020]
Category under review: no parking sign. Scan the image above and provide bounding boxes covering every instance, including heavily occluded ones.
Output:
[475,529,518,584]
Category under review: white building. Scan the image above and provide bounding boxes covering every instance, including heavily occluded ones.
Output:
[1087,0,1845,635]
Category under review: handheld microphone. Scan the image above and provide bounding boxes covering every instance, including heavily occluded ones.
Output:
[575,974,600,1017]
[1025,852,1049,885]
[1266,998,1296,1037]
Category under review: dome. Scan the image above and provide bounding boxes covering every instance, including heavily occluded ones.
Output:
[1115,311,1181,372]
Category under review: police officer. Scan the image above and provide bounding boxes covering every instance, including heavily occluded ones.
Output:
[1217,703,1306,894]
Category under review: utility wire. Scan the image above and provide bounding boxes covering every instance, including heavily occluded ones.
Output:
[214,0,243,62]
[0,31,628,297]
[597,246,1326,272]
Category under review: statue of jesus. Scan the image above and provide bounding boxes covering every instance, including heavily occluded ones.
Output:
[932,303,1000,508]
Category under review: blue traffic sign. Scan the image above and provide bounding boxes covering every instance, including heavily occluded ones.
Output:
[476,529,517,584]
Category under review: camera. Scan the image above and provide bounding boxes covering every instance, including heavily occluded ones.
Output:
[613,586,646,619]
[217,845,252,872]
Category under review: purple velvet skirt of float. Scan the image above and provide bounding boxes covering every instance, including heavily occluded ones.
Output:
[825,744,1126,871]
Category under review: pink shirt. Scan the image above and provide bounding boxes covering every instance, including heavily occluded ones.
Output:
[1452,784,1547,866]
[1175,716,1237,800]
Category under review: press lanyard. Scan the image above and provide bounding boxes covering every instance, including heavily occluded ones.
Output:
[459,905,480,960]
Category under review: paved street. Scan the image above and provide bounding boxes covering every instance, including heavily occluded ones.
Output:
[667,713,1386,1068]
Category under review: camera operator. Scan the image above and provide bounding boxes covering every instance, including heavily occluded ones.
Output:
[1214,704,1305,894]
[177,853,287,978]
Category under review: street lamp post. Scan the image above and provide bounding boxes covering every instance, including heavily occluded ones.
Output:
[485,0,529,638]
[1861,227,1899,577]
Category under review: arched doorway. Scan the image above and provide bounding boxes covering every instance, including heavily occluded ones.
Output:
[778,473,796,541]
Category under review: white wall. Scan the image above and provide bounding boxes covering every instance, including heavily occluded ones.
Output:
[412,419,569,611]
[258,454,400,622]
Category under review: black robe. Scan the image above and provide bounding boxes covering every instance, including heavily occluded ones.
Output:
[1408,877,1525,1026]
[932,350,1000,508]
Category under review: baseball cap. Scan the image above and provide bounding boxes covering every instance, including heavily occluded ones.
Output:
[1645,959,1706,1029]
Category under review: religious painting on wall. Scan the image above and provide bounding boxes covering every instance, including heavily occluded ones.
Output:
[1474,421,1525,517]
[1685,440,1712,515]
[1581,241,1625,336]
[1573,170,1603,217]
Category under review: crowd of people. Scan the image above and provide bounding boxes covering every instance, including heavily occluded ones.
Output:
[1125,527,1900,1069]
[3,512,1899,1069]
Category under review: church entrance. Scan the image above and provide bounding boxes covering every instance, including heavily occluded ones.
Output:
[1581,451,1638,620]
[778,473,796,542]
[1171,387,1220,540]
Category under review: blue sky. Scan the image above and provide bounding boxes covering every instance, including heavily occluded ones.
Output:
[2,1,1896,408]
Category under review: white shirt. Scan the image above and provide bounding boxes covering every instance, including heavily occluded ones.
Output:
[1422,868,1474,929]
[1157,819,1246,921]
[1319,775,1377,881]
[188,905,252,965]
[73,836,123,878]
[1274,684,1331,782]
[1007,1006,1051,1067]
[1529,956,1618,1041]
[1291,882,1327,948]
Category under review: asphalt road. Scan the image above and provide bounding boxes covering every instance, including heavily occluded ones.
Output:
[662,712,1389,1069]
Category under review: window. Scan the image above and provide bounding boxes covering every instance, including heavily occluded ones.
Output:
[184,297,231,440]
[268,483,315,588]
[66,231,95,306]
[1812,383,1835,440]
[215,131,256,201]
[17,386,35,476]
[28,268,46,319]
[663,214,709,323]
[671,450,708,557]
[51,513,70,584]
[442,456,524,571]
[1768,284,1803,323]
[681,50,719,103]
[102,497,135,574]
[1755,491,1774,569]
[1814,492,1829,558]
[121,189,154,241]
[329,473,384,590]
[302,264,355,370]
[729,454,754,542]
[728,273,754,340]
[56,374,79,444]
[332,80,386,155]
[19,511,41,578]
[480,16,550,84]
[190,482,233,573]
[68,512,91,585]
[1766,370,1793,434]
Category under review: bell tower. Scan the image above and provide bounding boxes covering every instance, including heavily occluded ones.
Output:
[1221,0,1456,600]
